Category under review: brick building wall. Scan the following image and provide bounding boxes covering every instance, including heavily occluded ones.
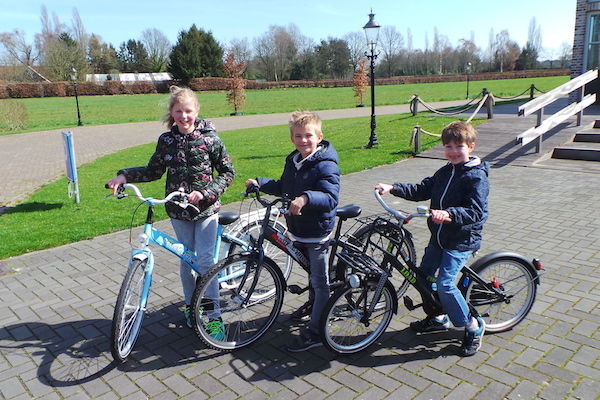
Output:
[570,0,600,101]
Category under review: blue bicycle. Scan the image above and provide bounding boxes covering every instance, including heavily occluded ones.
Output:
[107,183,291,363]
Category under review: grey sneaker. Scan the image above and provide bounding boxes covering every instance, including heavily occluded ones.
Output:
[410,315,450,333]
[460,317,486,357]
[286,330,322,352]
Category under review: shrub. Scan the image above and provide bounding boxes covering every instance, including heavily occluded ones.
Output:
[41,82,67,97]
[0,85,8,99]
[0,99,28,131]
[7,83,44,98]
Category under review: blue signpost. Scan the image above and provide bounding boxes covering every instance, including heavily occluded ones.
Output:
[61,131,80,203]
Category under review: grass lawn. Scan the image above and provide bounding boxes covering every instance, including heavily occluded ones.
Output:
[0,113,483,259]
[0,76,567,135]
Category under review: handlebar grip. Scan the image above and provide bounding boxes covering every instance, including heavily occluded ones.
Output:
[104,184,110,189]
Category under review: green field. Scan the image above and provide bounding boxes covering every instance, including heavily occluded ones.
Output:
[0,76,567,135]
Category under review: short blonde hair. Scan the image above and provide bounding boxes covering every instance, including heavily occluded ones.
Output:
[288,110,323,137]
[163,86,200,128]
[441,121,477,146]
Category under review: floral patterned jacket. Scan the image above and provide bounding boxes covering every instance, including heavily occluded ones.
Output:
[117,119,235,221]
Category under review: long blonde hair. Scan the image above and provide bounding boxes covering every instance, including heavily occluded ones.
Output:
[163,86,200,128]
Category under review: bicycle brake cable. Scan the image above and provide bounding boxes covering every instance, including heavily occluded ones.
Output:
[128,201,144,246]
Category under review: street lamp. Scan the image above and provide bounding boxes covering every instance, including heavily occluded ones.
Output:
[70,68,83,126]
[363,10,381,149]
[466,62,472,99]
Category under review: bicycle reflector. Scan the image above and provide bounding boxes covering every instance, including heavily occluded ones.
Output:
[532,258,543,270]
[348,274,361,288]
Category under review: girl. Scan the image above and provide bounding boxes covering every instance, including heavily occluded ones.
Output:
[107,86,235,332]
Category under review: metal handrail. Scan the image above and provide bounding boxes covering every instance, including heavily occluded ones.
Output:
[516,69,598,152]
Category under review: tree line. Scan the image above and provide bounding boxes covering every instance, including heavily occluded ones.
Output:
[0,6,573,84]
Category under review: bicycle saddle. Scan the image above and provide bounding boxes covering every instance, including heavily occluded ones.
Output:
[336,204,361,220]
[219,212,240,225]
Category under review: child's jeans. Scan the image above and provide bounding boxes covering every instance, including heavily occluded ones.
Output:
[300,242,330,335]
[171,214,219,314]
[419,243,472,328]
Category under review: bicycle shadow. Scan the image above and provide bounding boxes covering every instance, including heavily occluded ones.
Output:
[0,304,226,388]
[228,317,463,383]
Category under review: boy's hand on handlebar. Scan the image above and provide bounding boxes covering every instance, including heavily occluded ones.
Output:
[245,179,258,189]
[430,209,452,224]
[374,183,393,195]
[106,174,127,195]
[289,194,307,215]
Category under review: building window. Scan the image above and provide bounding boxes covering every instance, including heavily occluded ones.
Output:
[588,14,600,69]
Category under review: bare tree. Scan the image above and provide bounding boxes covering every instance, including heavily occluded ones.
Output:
[0,30,38,66]
[344,31,366,71]
[379,26,404,77]
[140,28,171,72]
[71,8,89,53]
[558,42,572,68]
[253,24,303,81]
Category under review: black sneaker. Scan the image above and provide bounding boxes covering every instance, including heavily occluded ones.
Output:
[460,317,486,357]
[290,300,313,321]
[410,315,450,333]
[286,330,322,352]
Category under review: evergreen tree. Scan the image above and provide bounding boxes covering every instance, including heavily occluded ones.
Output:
[117,39,152,72]
[168,25,224,83]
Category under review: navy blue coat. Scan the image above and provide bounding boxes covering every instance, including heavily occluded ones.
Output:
[257,140,340,239]
[391,157,489,252]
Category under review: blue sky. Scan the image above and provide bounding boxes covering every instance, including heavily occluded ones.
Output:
[1,0,575,56]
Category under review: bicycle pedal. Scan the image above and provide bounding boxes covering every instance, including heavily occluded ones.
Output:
[287,284,308,294]
[403,296,420,311]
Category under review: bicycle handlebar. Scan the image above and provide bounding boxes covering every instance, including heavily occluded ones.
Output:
[105,183,195,208]
[373,189,429,222]
[243,185,291,213]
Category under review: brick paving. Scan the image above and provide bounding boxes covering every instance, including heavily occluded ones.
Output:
[1,101,599,399]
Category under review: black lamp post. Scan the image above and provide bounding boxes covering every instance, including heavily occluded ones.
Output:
[466,62,472,99]
[363,10,381,149]
[70,68,83,126]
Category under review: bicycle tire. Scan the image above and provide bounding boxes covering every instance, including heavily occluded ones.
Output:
[352,221,416,298]
[111,259,149,363]
[191,254,285,351]
[461,257,537,333]
[320,281,395,354]
[229,219,294,280]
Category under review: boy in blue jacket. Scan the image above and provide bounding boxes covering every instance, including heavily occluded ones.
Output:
[375,121,489,357]
[246,110,340,352]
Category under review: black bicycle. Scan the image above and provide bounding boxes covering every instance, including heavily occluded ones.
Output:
[190,187,363,351]
[319,190,544,354]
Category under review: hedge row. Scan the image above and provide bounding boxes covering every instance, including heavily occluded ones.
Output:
[0,69,569,99]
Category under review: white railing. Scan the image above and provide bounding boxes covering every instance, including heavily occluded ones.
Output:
[516,69,598,152]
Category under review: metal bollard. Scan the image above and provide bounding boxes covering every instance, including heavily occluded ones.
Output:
[411,95,419,116]
[529,84,535,100]
[483,89,494,119]
[414,125,422,154]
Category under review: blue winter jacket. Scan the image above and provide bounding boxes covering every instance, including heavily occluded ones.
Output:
[257,140,340,239]
[391,157,489,252]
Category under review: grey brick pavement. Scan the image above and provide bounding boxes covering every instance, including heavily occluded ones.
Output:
[1,102,599,399]
[1,155,599,399]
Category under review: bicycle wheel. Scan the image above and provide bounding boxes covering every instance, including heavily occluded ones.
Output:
[352,221,416,298]
[111,259,150,363]
[229,218,294,280]
[462,257,537,333]
[321,281,395,354]
[191,254,285,351]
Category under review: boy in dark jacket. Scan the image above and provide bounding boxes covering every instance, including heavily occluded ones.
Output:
[375,121,489,357]
[246,111,340,352]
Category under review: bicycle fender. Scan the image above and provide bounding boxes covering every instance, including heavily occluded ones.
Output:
[263,255,287,292]
[385,280,399,314]
[467,251,540,285]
